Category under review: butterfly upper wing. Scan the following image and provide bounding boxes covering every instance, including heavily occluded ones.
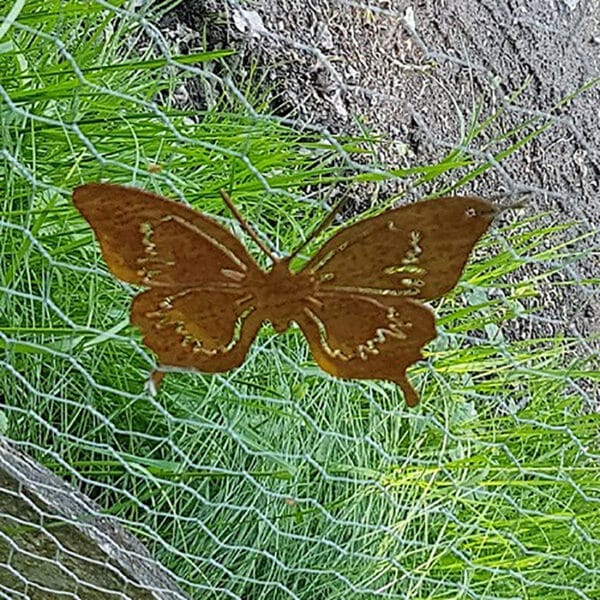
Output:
[302,196,498,300]
[296,293,436,406]
[73,183,266,375]
[73,183,261,287]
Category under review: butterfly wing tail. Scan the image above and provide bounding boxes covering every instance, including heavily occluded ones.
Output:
[392,372,420,408]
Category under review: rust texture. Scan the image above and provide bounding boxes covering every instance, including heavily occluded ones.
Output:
[73,183,497,406]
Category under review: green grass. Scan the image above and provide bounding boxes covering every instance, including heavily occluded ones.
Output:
[1,1,599,599]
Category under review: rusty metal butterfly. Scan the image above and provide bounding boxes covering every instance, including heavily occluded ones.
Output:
[73,183,498,406]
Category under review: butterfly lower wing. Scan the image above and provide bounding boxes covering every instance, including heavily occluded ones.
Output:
[73,183,261,287]
[132,288,264,373]
[296,293,436,406]
[303,196,497,300]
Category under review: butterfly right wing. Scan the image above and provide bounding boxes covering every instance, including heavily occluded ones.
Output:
[73,183,267,373]
[295,196,497,405]
[302,196,498,301]
[296,293,436,406]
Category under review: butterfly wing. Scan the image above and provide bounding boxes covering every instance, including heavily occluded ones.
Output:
[302,196,498,300]
[73,183,266,375]
[131,288,264,373]
[296,294,435,406]
[73,183,261,287]
[296,196,498,405]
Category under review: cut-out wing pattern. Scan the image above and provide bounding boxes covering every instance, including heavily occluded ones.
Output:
[73,183,498,406]
[304,196,497,300]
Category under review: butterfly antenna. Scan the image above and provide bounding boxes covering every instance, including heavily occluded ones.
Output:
[288,195,348,261]
[219,190,278,262]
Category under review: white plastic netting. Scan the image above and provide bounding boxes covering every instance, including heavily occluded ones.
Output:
[1,0,599,598]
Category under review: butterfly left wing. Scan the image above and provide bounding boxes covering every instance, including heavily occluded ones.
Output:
[73,183,268,377]
[296,294,435,406]
[73,183,262,287]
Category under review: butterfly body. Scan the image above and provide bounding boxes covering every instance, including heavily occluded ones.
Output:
[73,183,498,406]
[249,259,318,333]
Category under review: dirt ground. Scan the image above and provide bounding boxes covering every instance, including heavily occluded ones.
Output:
[159,0,599,351]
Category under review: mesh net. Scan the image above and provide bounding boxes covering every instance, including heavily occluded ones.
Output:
[1,0,599,598]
